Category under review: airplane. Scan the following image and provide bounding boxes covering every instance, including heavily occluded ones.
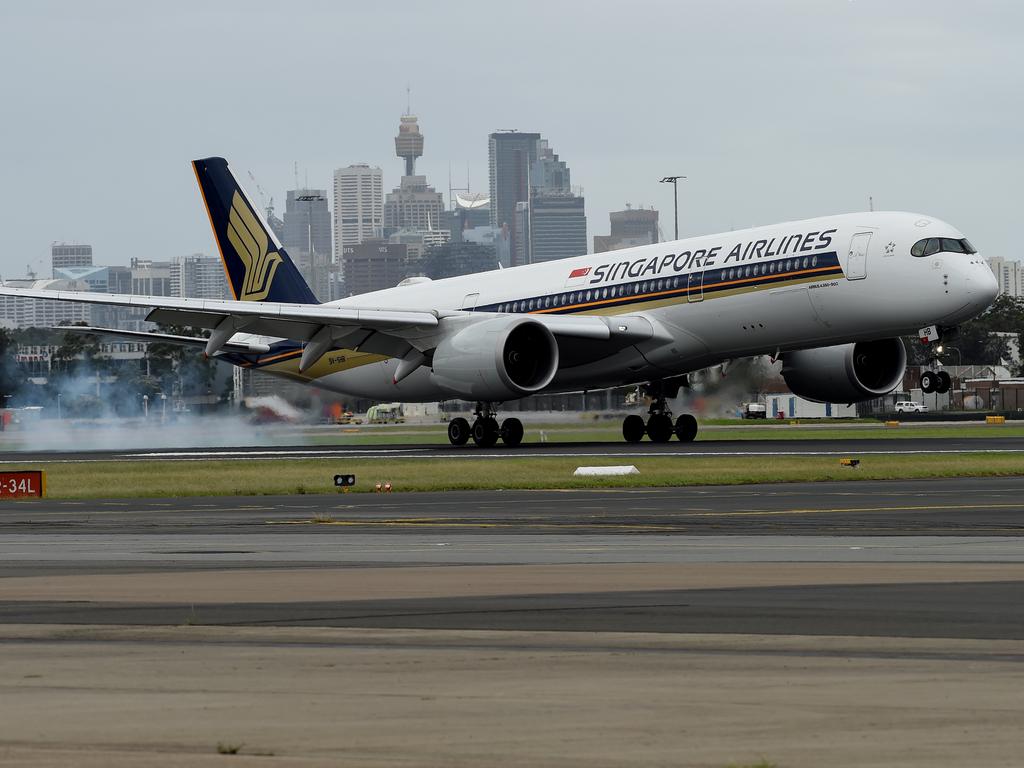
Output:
[0,157,999,447]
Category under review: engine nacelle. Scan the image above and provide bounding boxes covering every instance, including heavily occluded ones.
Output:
[430,317,559,401]
[781,338,907,403]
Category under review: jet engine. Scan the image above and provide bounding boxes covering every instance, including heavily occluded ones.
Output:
[781,338,907,403]
[430,317,559,401]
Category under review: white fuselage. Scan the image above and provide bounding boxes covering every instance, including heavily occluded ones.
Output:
[291,211,997,401]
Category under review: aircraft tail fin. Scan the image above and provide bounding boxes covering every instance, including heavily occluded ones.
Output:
[192,157,319,305]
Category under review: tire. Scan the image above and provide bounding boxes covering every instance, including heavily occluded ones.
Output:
[447,417,470,446]
[920,371,936,394]
[622,415,646,443]
[471,417,499,448]
[500,417,524,447]
[674,414,698,442]
[936,371,951,394]
[646,414,673,443]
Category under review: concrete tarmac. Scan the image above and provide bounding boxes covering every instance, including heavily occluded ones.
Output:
[1,476,1023,538]
[3,475,1024,765]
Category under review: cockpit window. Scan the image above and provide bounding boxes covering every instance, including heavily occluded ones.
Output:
[911,237,976,257]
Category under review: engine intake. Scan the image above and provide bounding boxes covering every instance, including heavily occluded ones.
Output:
[781,338,907,403]
[430,317,559,401]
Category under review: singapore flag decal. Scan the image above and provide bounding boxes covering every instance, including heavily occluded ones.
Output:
[565,266,591,287]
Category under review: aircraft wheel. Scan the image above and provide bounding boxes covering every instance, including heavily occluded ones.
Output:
[447,417,471,446]
[936,371,951,394]
[646,414,673,443]
[622,415,646,443]
[674,414,698,442]
[920,371,937,394]
[472,417,500,448]
[500,417,524,447]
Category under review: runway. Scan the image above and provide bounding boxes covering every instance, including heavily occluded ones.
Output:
[2,476,1023,539]
[1,433,1023,462]
[3,475,1024,765]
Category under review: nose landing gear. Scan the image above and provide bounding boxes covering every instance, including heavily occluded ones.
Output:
[920,369,950,394]
[447,403,524,447]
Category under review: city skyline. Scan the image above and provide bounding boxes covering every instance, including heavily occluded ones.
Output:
[1,2,1021,274]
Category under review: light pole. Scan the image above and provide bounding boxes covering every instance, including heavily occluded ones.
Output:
[659,175,686,241]
[57,393,62,421]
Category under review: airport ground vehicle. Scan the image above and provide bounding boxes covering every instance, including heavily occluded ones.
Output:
[895,401,928,413]
[367,403,405,424]
[0,157,998,447]
[741,402,767,419]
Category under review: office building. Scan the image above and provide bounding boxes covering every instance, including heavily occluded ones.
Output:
[130,258,173,296]
[488,131,540,264]
[447,193,491,242]
[528,193,588,263]
[987,256,1024,298]
[280,188,332,301]
[333,164,383,255]
[339,240,409,297]
[594,207,660,253]
[420,242,499,281]
[282,189,332,258]
[389,228,450,262]
[489,131,586,265]
[51,243,92,275]
[0,278,92,327]
[170,255,229,299]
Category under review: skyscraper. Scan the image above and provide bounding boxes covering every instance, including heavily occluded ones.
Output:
[51,243,92,276]
[333,164,383,256]
[384,113,445,236]
[488,132,586,265]
[282,188,333,301]
[283,189,332,257]
[488,131,540,264]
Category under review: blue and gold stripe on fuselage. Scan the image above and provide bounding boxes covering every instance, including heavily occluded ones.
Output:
[476,251,844,316]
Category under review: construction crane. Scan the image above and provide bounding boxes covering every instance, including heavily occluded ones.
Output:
[247,170,275,222]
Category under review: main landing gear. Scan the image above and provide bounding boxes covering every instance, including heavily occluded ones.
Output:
[622,380,698,444]
[447,403,524,448]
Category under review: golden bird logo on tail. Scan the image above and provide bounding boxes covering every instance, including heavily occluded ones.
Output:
[226,191,283,301]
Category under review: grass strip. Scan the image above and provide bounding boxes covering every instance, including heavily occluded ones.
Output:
[3,453,1022,499]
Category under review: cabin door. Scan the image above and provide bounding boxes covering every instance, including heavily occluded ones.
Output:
[687,269,704,302]
[846,232,871,280]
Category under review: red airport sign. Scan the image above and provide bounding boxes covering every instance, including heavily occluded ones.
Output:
[0,471,46,499]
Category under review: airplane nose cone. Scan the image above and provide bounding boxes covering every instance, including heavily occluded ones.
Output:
[977,264,999,307]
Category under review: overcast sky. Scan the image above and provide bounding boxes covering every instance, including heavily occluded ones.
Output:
[0,0,1020,274]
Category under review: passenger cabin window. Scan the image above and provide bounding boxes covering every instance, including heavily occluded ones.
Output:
[911,237,977,257]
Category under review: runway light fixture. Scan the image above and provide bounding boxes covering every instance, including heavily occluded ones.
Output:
[334,474,356,488]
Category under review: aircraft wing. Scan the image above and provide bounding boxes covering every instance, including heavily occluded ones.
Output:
[0,286,658,369]
[48,326,273,354]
